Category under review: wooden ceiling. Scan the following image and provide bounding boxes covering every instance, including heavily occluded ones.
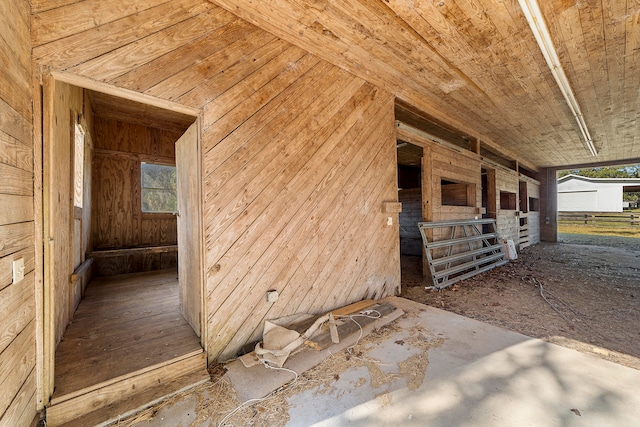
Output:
[210,0,640,170]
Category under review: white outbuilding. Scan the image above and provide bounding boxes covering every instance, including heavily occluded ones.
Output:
[557,174,640,212]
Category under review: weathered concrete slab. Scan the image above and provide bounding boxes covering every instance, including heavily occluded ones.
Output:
[285,296,640,427]
[134,296,640,427]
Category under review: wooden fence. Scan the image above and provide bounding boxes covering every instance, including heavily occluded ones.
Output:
[558,212,640,226]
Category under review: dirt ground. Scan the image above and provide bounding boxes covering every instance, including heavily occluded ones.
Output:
[401,234,640,370]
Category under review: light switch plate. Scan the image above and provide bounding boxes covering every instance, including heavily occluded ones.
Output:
[12,258,25,284]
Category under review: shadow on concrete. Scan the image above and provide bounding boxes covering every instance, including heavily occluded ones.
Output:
[285,298,640,427]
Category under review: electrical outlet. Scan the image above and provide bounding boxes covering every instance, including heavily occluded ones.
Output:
[266,290,279,303]
[12,258,25,284]
[387,217,393,226]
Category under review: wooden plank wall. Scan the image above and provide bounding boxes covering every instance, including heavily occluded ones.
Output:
[397,129,483,225]
[397,129,483,274]
[91,117,180,276]
[32,0,400,361]
[427,143,481,223]
[428,143,482,260]
[494,168,521,244]
[0,0,37,424]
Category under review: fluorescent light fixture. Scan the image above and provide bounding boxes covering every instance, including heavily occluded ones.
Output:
[518,0,598,156]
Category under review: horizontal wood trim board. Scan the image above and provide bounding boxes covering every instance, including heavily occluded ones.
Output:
[89,245,178,258]
[50,350,203,407]
[47,353,205,426]
[70,258,93,283]
[93,148,175,166]
[48,71,199,117]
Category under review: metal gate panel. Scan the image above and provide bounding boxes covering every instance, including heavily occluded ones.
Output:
[418,218,507,289]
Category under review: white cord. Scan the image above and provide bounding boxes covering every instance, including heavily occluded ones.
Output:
[217,360,298,427]
[218,309,382,426]
[345,310,381,355]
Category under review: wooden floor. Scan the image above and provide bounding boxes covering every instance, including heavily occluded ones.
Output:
[53,270,202,399]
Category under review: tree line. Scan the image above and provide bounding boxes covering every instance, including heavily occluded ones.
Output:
[559,164,640,203]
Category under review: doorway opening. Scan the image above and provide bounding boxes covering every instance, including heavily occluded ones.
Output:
[41,78,207,423]
[397,141,424,280]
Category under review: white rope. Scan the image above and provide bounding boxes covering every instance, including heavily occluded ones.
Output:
[218,309,382,426]
[343,310,382,362]
[217,362,298,427]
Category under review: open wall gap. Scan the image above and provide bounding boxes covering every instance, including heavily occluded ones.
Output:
[397,141,423,279]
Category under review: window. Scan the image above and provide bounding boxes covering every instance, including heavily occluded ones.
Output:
[73,123,85,208]
[500,191,516,210]
[441,179,474,207]
[141,162,177,213]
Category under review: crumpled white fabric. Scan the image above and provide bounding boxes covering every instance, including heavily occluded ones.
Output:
[255,313,334,367]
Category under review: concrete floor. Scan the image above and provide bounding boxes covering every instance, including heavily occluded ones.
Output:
[139,297,640,427]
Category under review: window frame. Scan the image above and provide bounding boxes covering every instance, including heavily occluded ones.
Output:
[140,161,178,214]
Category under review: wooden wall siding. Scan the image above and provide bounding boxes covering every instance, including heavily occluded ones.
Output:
[0,0,36,424]
[429,143,482,260]
[422,142,482,224]
[494,168,521,244]
[32,1,400,360]
[204,80,399,361]
[397,128,484,269]
[91,117,179,276]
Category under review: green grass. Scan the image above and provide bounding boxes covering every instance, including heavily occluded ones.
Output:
[558,224,640,238]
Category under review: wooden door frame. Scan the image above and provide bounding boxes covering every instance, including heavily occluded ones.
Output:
[35,71,205,408]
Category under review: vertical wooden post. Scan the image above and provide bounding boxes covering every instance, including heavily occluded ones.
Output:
[33,67,47,411]
[537,167,558,242]
[421,146,433,280]
[486,169,497,219]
